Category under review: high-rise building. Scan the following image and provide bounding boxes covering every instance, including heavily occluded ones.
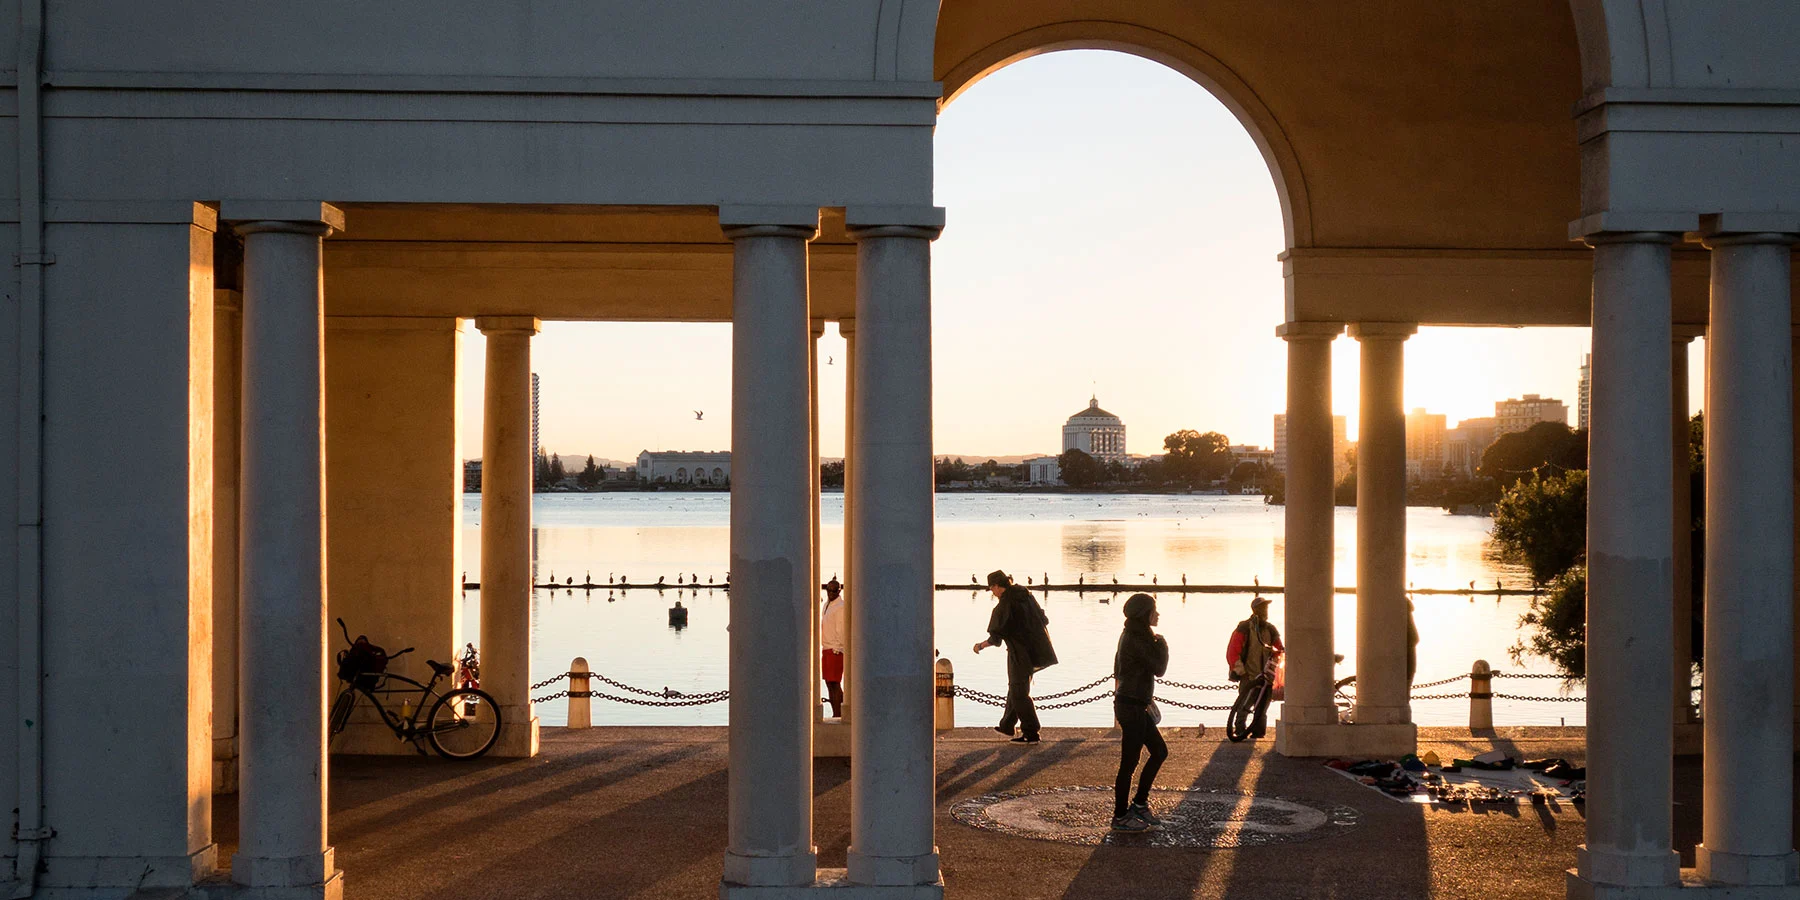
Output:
[1063,396,1127,463]
[1495,393,1568,436]
[1405,408,1448,481]
[1577,353,1591,431]
[1445,416,1498,477]
[1273,413,1350,481]
[531,372,542,463]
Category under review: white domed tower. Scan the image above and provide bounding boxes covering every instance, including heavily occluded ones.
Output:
[1063,396,1126,463]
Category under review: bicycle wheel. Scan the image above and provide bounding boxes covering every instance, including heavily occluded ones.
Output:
[425,688,502,759]
[1225,684,1258,743]
[329,687,357,737]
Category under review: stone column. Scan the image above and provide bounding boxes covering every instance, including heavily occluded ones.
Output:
[475,315,542,759]
[721,207,819,891]
[846,209,944,891]
[841,319,857,712]
[227,202,344,898]
[1577,231,1680,891]
[213,286,242,795]
[1671,327,1700,731]
[1697,225,1799,886]
[1347,322,1416,735]
[1274,321,1343,757]
[1794,323,1800,739]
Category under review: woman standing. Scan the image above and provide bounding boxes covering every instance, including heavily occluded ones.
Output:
[1112,593,1170,832]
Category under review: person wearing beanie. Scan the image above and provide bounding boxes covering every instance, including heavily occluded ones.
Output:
[1111,593,1170,832]
[1225,595,1285,739]
[973,569,1055,743]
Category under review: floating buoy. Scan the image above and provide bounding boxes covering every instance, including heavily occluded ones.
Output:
[669,600,689,628]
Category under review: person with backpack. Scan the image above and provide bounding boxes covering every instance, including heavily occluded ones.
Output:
[972,569,1056,743]
[1225,595,1284,739]
[1111,593,1169,832]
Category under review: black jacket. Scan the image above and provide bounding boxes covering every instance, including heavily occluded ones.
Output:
[987,585,1057,669]
[1113,622,1169,704]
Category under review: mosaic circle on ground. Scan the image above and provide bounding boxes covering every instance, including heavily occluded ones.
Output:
[950,786,1360,848]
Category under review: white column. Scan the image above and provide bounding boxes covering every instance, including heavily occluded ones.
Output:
[721,208,818,890]
[846,213,945,889]
[475,315,542,759]
[1698,227,1799,886]
[810,319,824,732]
[1274,322,1343,756]
[1671,328,1699,728]
[1578,232,1680,891]
[841,319,858,713]
[213,286,243,794]
[228,203,344,898]
[1347,322,1416,730]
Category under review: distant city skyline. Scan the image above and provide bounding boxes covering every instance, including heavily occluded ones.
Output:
[455,52,1705,464]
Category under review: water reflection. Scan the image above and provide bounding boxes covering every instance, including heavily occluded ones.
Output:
[1060,522,1126,576]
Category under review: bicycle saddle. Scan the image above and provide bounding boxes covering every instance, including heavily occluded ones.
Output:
[427,660,453,677]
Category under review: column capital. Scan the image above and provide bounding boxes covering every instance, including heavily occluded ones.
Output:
[1694,212,1800,247]
[1276,321,1344,341]
[720,204,819,240]
[1347,322,1417,341]
[837,318,855,337]
[845,205,945,239]
[811,318,827,338]
[1569,212,1696,244]
[474,315,541,336]
[1674,324,1706,342]
[220,201,344,236]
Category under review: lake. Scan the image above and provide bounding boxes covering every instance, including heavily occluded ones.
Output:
[458,493,1584,728]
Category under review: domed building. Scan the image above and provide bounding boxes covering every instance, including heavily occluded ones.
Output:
[1063,396,1127,463]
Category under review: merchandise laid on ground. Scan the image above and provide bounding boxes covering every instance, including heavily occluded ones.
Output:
[1325,751,1585,808]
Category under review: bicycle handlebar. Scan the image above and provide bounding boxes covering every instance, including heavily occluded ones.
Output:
[391,647,415,658]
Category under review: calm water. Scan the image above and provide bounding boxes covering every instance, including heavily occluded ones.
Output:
[458,493,1582,728]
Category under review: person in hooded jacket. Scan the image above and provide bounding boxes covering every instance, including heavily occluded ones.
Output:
[1111,593,1170,831]
[973,569,1052,743]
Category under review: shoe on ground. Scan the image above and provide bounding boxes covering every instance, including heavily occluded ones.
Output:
[994,726,1014,737]
[1010,735,1041,743]
[1128,802,1161,827]
[1111,812,1149,833]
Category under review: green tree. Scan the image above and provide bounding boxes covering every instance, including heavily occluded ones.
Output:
[549,453,566,485]
[534,450,552,491]
[1163,430,1233,486]
[1334,446,1358,505]
[577,454,602,488]
[1478,422,1585,487]
[1058,448,1102,488]
[1511,566,1586,679]
[1490,469,1588,584]
[821,460,845,488]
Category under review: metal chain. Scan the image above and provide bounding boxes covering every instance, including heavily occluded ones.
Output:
[1491,691,1586,702]
[1490,671,1575,680]
[1157,697,1234,711]
[1155,678,1237,691]
[1411,673,1472,689]
[530,672,571,691]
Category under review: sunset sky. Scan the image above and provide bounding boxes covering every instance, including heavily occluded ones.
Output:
[456,51,1702,464]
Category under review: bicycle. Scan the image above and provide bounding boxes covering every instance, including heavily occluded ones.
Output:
[328,618,503,760]
[1226,656,1279,743]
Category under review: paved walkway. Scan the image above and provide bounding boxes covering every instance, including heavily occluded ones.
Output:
[216,726,1610,899]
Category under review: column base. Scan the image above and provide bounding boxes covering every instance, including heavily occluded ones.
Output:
[213,759,240,795]
[722,868,942,900]
[846,849,939,886]
[1568,869,1800,899]
[722,849,819,888]
[23,845,217,892]
[228,850,341,900]
[814,718,853,758]
[1696,846,1800,886]
[1274,720,1416,758]
[490,712,540,758]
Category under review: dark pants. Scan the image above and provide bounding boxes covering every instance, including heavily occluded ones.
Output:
[997,649,1039,738]
[1114,700,1167,816]
[1236,674,1274,738]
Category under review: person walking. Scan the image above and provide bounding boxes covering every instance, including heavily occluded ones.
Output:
[1226,595,1284,739]
[973,570,1055,743]
[820,577,846,718]
[1112,593,1169,832]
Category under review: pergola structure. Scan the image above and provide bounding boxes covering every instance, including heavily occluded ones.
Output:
[3,2,1799,899]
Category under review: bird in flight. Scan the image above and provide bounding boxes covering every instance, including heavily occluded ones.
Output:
[694,410,705,420]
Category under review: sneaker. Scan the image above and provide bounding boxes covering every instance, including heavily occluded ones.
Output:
[1128,802,1161,827]
[1110,812,1149,833]
[993,726,1014,738]
[1010,735,1040,744]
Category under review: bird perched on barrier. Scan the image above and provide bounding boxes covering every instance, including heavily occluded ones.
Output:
[1112,575,1119,585]
[678,574,685,584]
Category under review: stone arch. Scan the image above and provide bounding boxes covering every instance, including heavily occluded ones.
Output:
[934,20,1313,248]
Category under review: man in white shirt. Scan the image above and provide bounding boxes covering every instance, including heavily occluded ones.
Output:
[821,577,846,718]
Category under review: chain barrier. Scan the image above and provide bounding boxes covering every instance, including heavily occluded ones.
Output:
[1411,673,1472,689]
[1491,692,1586,702]
[530,672,570,691]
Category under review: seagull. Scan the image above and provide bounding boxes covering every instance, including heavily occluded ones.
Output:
[828,356,834,365]
[694,410,705,421]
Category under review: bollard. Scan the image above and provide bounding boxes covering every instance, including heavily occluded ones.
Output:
[569,657,592,729]
[1469,659,1493,731]
[934,658,955,732]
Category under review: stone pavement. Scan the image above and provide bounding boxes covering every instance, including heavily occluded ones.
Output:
[212,726,1621,899]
